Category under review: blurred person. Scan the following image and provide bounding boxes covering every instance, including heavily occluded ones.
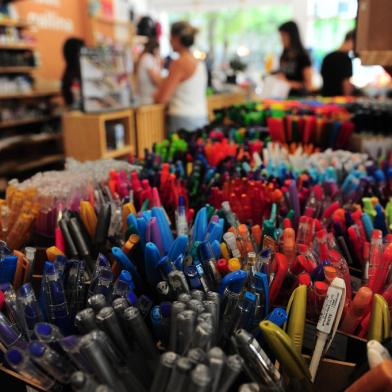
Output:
[136,38,162,105]
[154,21,208,132]
[277,21,312,96]
[61,38,85,107]
[321,31,355,97]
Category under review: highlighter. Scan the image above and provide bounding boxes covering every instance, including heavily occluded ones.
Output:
[368,294,391,342]
[80,201,97,240]
[340,287,373,334]
[259,321,312,391]
[309,277,346,382]
[284,284,307,353]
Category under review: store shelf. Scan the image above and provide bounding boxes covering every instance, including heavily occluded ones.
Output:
[0,42,35,50]
[0,66,36,73]
[0,115,60,129]
[0,19,30,28]
[0,131,61,150]
[92,15,133,27]
[0,89,60,100]
[104,145,132,159]
[16,154,64,173]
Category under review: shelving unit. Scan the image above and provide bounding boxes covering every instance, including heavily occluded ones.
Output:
[0,1,64,182]
[62,110,136,161]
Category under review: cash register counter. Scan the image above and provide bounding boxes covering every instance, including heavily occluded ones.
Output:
[62,91,246,161]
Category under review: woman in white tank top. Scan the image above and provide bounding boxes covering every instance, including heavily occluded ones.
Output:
[154,21,208,132]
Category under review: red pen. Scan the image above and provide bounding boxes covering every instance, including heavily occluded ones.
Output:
[0,290,4,310]
[298,272,311,287]
[348,225,365,264]
[313,281,329,320]
[269,253,289,305]
[322,200,340,225]
[371,243,392,294]
[368,230,384,292]
[296,216,311,246]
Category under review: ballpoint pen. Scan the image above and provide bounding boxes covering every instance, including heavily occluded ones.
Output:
[144,242,162,287]
[341,286,373,334]
[29,341,75,384]
[3,285,27,338]
[231,291,257,333]
[74,308,99,334]
[269,253,289,305]
[60,335,93,374]
[309,277,346,382]
[0,311,26,349]
[284,284,307,353]
[17,283,43,337]
[208,347,225,392]
[70,371,100,392]
[368,294,391,342]
[232,329,283,390]
[150,352,178,392]
[166,356,193,392]
[6,347,56,390]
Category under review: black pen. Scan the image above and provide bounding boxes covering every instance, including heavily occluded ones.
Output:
[189,363,212,392]
[150,352,178,392]
[87,294,107,314]
[217,354,244,392]
[168,301,186,352]
[70,371,99,392]
[75,308,99,334]
[165,357,193,392]
[208,347,225,392]
[176,309,196,354]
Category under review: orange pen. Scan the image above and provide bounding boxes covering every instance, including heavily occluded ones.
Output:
[282,228,296,268]
[251,225,262,250]
[46,246,65,262]
[12,250,29,289]
[122,234,140,255]
[80,200,97,240]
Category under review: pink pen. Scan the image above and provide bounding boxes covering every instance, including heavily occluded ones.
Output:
[296,216,311,246]
[368,230,384,292]
[55,227,65,253]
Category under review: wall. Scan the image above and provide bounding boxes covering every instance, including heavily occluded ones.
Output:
[14,0,86,83]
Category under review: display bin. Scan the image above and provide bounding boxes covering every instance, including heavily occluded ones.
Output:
[135,104,166,159]
[62,110,136,161]
[207,91,247,121]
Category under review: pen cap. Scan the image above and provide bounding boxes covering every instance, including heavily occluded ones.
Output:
[198,241,215,263]
[87,294,107,314]
[34,322,62,343]
[190,364,212,388]
[228,258,241,272]
[219,270,247,295]
[75,308,98,333]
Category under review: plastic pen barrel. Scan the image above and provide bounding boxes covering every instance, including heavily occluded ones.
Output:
[6,347,56,391]
[75,308,99,334]
[17,283,43,336]
[29,341,75,384]
[218,354,244,392]
[87,294,107,314]
[68,217,93,273]
[208,347,225,392]
[178,293,192,304]
[168,301,186,352]
[95,204,111,251]
[70,371,99,392]
[176,309,196,355]
[60,335,93,374]
[192,321,213,351]
[191,290,205,302]
[166,357,193,392]
[150,352,178,392]
[59,219,78,258]
[122,306,158,360]
[189,364,212,392]
[79,332,126,392]
[187,348,207,365]
[0,311,25,349]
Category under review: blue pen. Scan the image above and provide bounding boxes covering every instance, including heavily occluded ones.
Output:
[207,219,224,243]
[374,204,388,236]
[66,259,86,321]
[173,254,184,271]
[144,242,162,286]
[127,290,138,306]
[42,262,70,334]
[158,255,175,278]
[168,235,188,262]
[88,267,113,300]
[251,272,269,322]
[175,196,188,236]
[361,212,374,241]
[266,307,288,327]
[113,270,134,299]
[192,207,208,243]
[0,312,26,349]
[136,216,147,246]
[211,240,221,260]
[53,255,68,280]
[126,213,139,234]
[232,291,257,332]
[17,283,43,337]
[111,247,141,281]
[0,255,17,284]
[3,286,28,338]
[150,305,163,341]
[184,265,204,290]
[152,207,174,253]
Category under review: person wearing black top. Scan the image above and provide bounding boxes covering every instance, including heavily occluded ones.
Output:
[321,31,354,97]
[61,38,85,107]
[277,21,312,96]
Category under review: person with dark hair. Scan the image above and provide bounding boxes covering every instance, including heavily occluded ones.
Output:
[61,37,85,107]
[154,21,207,132]
[136,38,162,105]
[277,21,312,96]
[321,30,355,97]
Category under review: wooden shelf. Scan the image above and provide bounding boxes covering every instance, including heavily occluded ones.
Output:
[0,19,30,28]
[15,154,64,173]
[104,145,132,159]
[0,89,60,100]
[92,15,132,27]
[0,115,60,129]
[0,365,45,391]
[0,66,37,73]
[0,132,61,150]
[0,42,35,50]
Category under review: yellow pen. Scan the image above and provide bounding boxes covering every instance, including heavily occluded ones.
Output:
[220,242,230,260]
[259,320,312,390]
[122,202,137,229]
[368,294,391,342]
[284,284,307,354]
[80,200,97,240]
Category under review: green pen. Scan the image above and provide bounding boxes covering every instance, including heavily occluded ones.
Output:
[368,294,391,342]
[259,320,312,391]
[141,198,150,212]
[385,198,392,230]
[363,197,377,220]
[284,285,307,354]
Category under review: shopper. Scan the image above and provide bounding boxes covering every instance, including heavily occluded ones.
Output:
[136,38,162,105]
[61,38,85,107]
[277,21,312,96]
[154,21,208,132]
[321,31,354,97]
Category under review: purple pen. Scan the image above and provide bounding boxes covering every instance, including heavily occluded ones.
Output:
[0,312,26,349]
[288,180,300,228]
[146,217,164,256]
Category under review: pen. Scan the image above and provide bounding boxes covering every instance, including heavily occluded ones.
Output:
[368,294,391,342]
[208,347,225,392]
[309,277,346,382]
[150,352,178,392]
[189,363,212,392]
[17,283,43,337]
[0,311,25,349]
[166,356,193,392]
[70,371,100,392]
[367,340,392,369]
[75,308,99,334]
[176,309,196,354]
